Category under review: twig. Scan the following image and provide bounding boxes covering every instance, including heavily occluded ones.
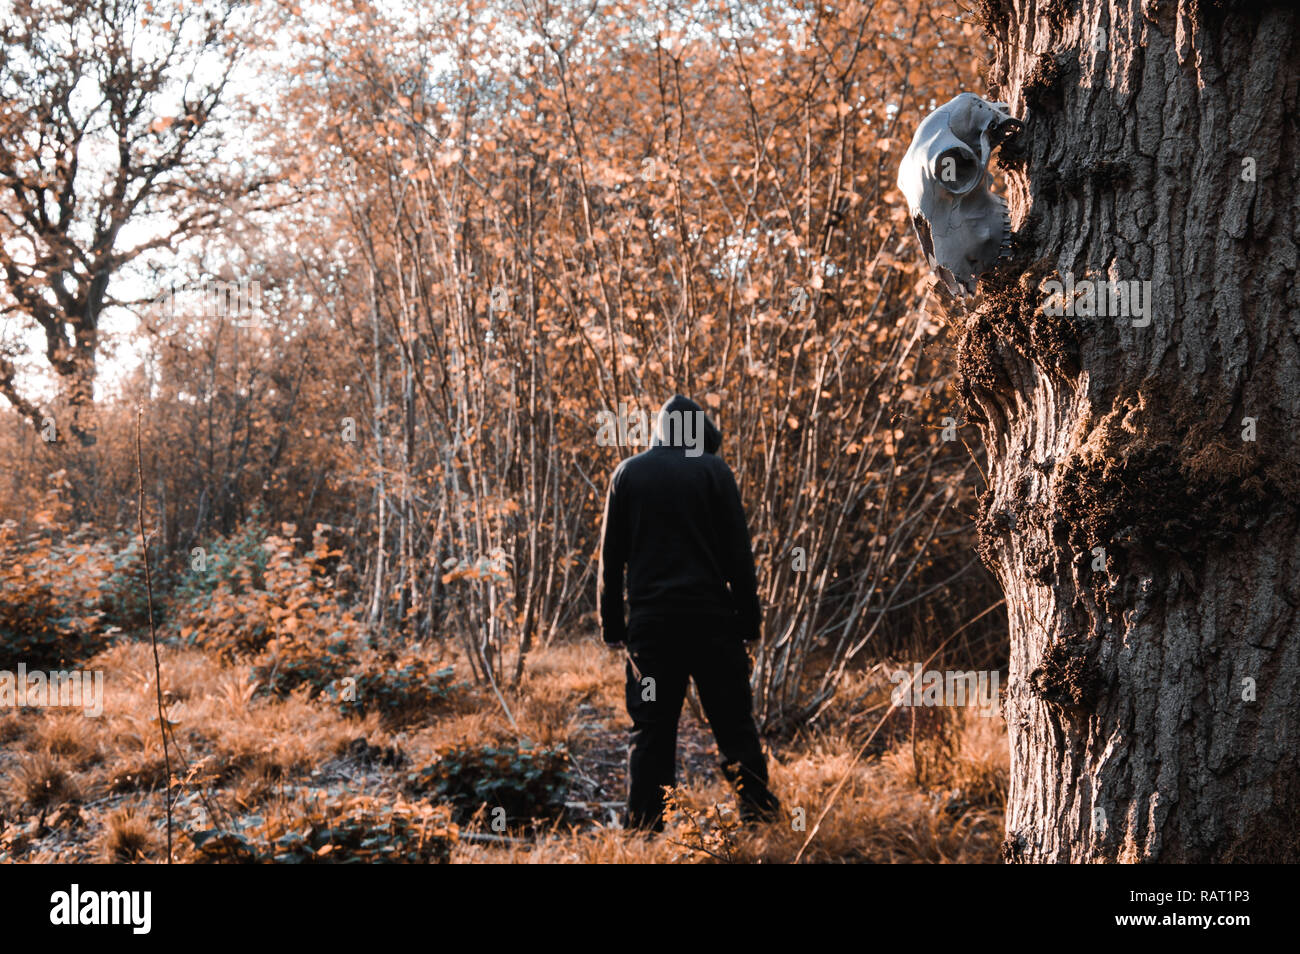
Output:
[458,831,530,846]
[624,647,644,683]
[668,838,732,863]
[483,662,519,732]
[136,407,173,862]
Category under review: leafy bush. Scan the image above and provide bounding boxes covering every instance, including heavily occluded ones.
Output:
[407,741,571,824]
[0,568,82,671]
[0,519,141,669]
[333,653,459,723]
[187,796,456,864]
[181,521,468,723]
[176,523,361,659]
[251,634,355,700]
[170,518,271,606]
[95,538,154,631]
[252,635,460,724]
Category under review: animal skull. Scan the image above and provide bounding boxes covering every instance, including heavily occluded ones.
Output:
[897,93,1023,296]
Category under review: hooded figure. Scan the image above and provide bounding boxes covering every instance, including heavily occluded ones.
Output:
[598,395,779,831]
[650,392,723,456]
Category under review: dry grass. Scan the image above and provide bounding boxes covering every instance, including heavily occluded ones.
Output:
[99,805,156,862]
[25,712,101,768]
[456,707,1007,865]
[5,751,82,815]
[0,636,1008,864]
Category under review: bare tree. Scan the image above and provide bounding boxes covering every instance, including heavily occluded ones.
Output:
[0,0,264,444]
[965,1,1299,861]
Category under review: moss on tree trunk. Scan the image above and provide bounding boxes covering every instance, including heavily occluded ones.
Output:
[965,0,1300,862]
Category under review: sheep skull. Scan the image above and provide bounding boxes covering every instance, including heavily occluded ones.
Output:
[897,93,1023,296]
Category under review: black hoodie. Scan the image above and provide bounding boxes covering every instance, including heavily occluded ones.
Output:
[597,395,762,644]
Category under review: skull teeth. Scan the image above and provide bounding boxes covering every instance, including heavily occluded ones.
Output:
[995,193,1012,260]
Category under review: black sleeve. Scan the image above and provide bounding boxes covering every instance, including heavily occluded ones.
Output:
[717,461,762,641]
[597,464,628,644]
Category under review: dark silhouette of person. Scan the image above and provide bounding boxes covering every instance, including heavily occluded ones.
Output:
[598,394,780,831]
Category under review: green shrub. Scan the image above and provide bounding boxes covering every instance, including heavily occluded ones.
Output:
[253,636,460,725]
[407,741,571,824]
[0,571,85,671]
[170,517,271,606]
[334,654,459,723]
[251,635,355,700]
[176,523,360,660]
[0,521,124,669]
[188,796,456,864]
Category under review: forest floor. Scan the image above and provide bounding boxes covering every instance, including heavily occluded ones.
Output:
[0,637,1007,864]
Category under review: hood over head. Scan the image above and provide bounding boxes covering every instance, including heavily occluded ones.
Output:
[651,394,721,456]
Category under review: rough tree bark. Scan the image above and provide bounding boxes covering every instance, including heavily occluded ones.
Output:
[961,0,1300,861]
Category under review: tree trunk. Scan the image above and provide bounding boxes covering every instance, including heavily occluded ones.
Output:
[965,0,1300,861]
[64,321,99,446]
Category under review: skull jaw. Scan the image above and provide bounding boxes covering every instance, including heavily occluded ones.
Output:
[929,189,1013,296]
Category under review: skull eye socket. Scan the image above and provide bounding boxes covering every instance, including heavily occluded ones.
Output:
[931,145,983,195]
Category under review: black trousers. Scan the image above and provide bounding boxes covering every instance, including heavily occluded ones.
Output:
[623,619,780,831]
